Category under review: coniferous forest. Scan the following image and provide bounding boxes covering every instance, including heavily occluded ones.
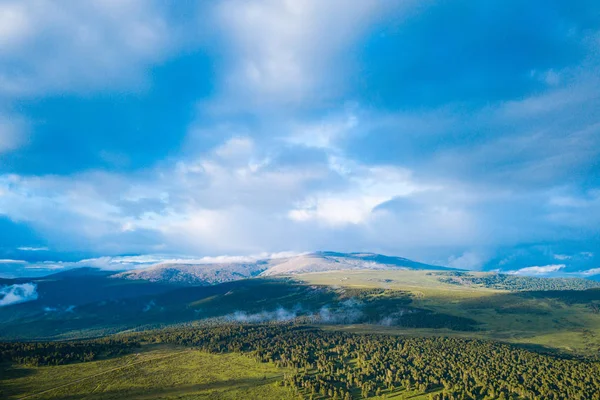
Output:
[3,324,599,399]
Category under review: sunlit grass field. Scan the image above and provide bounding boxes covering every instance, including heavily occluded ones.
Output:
[0,345,295,400]
[293,269,502,298]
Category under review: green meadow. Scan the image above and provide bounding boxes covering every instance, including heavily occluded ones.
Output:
[0,345,295,400]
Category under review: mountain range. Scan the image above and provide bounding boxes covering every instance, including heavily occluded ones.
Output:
[2,251,600,341]
[115,251,452,285]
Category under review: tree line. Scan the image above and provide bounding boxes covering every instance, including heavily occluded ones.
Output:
[0,337,140,366]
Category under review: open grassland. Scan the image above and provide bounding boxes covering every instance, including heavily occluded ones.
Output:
[296,270,600,356]
[0,345,295,400]
[293,270,502,298]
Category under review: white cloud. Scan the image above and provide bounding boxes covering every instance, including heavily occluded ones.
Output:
[509,264,566,276]
[213,0,394,106]
[288,165,427,226]
[17,246,49,252]
[0,0,175,96]
[107,251,302,266]
[0,283,38,307]
[0,259,26,264]
[22,264,64,271]
[0,2,32,49]
[580,268,600,276]
[289,196,383,225]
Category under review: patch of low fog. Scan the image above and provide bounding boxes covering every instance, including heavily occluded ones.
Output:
[318,299,364,324]
[143,300,156,312]
[43,305,76,313]
[222,298,407,325]
[0,283,38,307]
[378,309,417,326]
[226,306,302,323]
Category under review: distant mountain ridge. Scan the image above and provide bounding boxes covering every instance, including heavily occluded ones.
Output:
[115,251,453,285]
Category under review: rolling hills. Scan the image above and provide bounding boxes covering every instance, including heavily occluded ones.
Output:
[1,265,600,356]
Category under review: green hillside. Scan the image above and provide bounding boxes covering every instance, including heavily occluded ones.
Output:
[0,344,295,400]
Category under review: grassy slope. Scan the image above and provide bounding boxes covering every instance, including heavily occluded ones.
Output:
[295,270,600,356]
[0,345,296,400]
[0,343,441,400]
[293,269,500,293]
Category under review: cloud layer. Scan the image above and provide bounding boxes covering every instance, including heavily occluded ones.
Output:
[0,1,599,277]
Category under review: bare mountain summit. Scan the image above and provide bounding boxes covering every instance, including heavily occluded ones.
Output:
[115,252,452,286]
[115,261,268,285]
[260,251,448,275]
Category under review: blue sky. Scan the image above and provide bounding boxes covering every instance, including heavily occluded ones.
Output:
[1,0,599,278]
